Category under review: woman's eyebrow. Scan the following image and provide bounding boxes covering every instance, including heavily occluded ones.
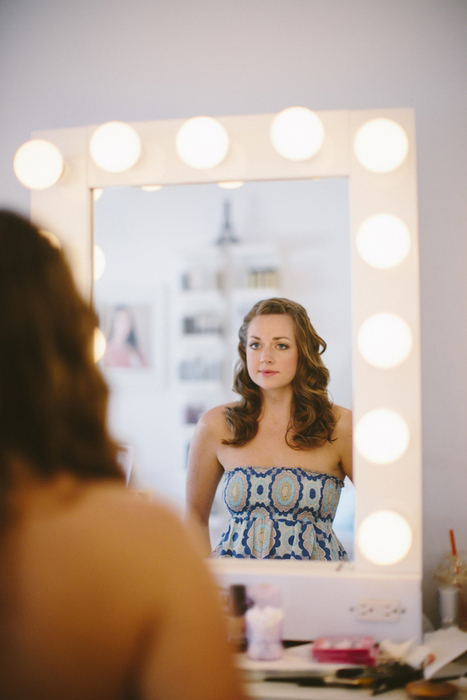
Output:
[247,335,291,340]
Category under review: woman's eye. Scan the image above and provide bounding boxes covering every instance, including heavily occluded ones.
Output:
[249,342,260,349]
[277,343,289,350]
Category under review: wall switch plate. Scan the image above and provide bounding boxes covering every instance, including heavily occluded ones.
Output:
[356,599,402,622]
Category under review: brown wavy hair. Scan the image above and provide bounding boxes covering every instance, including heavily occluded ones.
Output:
[0,210,123,514]
[223,298,335,448]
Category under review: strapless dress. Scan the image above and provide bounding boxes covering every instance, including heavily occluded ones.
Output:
[211,466,348,560]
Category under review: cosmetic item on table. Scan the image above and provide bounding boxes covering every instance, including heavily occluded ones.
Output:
[227,584,248,653]
[311,634,379,665]
[406,679,459,699]
[245,583,284,661]
[438,586,461,629]
[433,530,467,631]
[263,669,374,690]
[264,661,424,695]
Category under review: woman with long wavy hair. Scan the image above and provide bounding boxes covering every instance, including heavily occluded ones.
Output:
[186,297,352,560]
[0,211,246,700]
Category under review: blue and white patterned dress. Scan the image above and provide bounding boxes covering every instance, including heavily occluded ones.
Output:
[211,466,348,560]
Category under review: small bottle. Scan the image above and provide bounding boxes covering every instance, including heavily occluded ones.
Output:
[227,584,248,652]
[246,584,284,661]
[438,584,460,628]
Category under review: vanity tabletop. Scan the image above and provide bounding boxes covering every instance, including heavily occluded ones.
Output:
[239,642,467,700]
[246,683,407,699]
[246,676,467,700]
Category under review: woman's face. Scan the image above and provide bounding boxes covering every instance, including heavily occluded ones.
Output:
[113,308,132,341]
[246,314,299,393]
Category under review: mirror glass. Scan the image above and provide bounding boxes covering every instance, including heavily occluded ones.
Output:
[93,177,356,557]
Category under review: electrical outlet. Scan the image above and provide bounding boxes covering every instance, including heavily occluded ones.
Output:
[355,598,402,622]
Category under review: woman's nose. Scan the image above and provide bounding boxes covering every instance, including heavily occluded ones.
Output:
[260,346,274,363]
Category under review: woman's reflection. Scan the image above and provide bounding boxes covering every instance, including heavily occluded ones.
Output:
[186,297,353,560]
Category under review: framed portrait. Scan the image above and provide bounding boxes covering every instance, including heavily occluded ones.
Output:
[96,285,168,387]
[100,303,151,370]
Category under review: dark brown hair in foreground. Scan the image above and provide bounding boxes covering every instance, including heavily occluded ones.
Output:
[0,210,123,501]
[223,297,336,448]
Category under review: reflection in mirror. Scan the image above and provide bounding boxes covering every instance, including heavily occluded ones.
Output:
[93,178,355,557]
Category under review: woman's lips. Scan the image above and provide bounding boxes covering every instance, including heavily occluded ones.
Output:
[260,370,278,376]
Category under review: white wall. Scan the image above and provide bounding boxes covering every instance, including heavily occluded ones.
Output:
[1,0,466,624]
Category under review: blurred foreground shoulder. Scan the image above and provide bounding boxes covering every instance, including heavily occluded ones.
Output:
[88,486,247,700]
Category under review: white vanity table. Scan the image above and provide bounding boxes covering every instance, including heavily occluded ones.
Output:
[246,684,434,699]
[245,673,467,700]
[20,107,423,642]
[239,628,467,699]
[240,644,416,700]
[247,679,409,699]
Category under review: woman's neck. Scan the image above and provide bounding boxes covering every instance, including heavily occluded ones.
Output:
[259,387,294,421]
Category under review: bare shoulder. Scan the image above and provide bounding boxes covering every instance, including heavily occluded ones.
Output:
[80,486,224,609]
[24,482,247,700]
[332,404,352,438]
[23,483,198,632]
[83,484,186,547]
[196,402,237,437]
[62,484,207,592]
[330,405,353,481]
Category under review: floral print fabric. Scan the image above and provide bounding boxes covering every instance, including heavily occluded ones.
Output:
[211,466,348,560]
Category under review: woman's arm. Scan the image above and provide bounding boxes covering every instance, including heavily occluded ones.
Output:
[185,407,225,556]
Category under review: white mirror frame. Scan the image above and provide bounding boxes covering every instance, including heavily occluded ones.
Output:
[30,108,422,641]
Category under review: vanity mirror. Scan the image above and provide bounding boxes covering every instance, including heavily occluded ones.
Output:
[92,177,355,556]
[26,108,422,641]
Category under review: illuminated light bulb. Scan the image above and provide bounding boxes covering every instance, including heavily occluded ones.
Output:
[354,118,409,173]
[357,214,411,269]
[90,121,142,173]
[141,185,162,191]
[93,327,107,363]
[93,245,106,281]
[358,313,412,369]
[93,188,104,201]
[355,409,409,464]
[358,510,412,565]
[39,229,61,249]
[176,116,229,169]
[270,107,324,161]
[217,181,244,189]
[13,139,64,190]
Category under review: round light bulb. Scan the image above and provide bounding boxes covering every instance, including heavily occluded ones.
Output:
[176,116,229,169]
[93,245,106,281]
[90,121,142,173]
[13,139,64,190]
[354,118,409,173]
[270,107,324,161]
[357,214,411,269]
[93,327,107,363]
[358,510,412,565]
[355,409,409,464]
[93,188,104,202]
[217,181,244,189]
[358,313,413,368]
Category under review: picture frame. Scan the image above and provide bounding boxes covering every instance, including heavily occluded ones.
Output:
[96,285,168,388]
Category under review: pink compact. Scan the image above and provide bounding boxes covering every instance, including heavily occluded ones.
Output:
[311,635,378,665]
